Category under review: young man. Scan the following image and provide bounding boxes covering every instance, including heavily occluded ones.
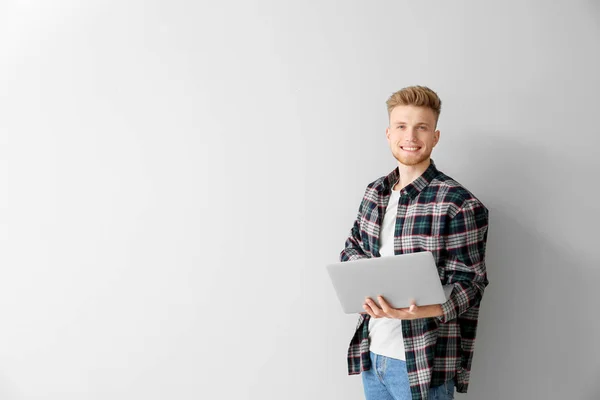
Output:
[339,86,490,400]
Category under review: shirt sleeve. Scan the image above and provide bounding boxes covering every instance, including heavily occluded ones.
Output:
[436,199,490,323]
[339,194,370,262]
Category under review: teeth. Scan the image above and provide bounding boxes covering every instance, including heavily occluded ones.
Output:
[403,147,420,151]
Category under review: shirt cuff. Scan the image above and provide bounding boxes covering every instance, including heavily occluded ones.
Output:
[436,285,457,323]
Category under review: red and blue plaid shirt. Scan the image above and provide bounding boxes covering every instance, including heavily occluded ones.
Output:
[340,159,490,400]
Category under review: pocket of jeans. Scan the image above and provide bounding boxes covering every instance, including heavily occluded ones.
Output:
[445,380,455,399]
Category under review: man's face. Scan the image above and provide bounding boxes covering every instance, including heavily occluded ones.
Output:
[386,105,440,167]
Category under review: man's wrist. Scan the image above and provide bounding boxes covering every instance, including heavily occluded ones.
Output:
[430,304,444,318]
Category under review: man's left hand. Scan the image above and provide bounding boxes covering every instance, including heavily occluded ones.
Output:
[362,295,443,320]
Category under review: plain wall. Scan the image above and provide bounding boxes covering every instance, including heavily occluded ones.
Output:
[1,1,599,399]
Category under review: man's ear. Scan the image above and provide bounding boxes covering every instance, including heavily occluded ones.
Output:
[385,126,390,139]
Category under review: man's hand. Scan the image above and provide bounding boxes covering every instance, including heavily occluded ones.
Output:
[361,295,443,320]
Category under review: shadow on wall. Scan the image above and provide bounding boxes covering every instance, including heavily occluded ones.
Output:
[452,136,600,399]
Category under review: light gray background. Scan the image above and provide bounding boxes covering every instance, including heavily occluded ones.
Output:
[1,1,599,399]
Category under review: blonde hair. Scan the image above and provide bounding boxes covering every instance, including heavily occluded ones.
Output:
[386,85,442,127]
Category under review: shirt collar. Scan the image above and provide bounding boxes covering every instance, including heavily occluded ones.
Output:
[380,159,440,199]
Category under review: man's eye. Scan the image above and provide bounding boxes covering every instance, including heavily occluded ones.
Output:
[419,126,427,130]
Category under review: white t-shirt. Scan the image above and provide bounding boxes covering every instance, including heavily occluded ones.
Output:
[368,184,406,360]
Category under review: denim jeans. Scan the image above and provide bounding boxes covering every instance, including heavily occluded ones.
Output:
[362,351,455,400]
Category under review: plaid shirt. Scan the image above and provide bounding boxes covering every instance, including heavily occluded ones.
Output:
[340,159,489,400]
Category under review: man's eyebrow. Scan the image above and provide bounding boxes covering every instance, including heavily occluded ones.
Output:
[392,121,431,126]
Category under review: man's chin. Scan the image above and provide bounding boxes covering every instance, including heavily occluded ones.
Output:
[395,154,430,166]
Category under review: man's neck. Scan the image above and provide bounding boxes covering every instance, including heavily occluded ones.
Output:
[394,158,431,191]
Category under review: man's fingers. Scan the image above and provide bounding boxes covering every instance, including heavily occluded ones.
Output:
[368,297,396,318]
[364,297,419,319]
[408,299,417,313]
[363,303,377,318]
[398,300,418,314]
[377,296,398,318]
[365,298,386,318]
[377,296,388,310]
[370,301,384,317]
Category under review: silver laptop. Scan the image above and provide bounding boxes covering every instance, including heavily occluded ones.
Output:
[326,251,453,314]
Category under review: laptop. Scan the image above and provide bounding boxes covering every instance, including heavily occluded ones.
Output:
[326,251,453,314]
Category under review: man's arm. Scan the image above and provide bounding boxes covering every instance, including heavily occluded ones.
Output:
[339,195,370,262]
[436,199,490,324]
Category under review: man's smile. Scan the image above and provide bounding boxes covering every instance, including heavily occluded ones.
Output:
[401,146,421,152]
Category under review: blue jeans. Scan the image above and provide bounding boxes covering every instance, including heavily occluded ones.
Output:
[362,351,455,400]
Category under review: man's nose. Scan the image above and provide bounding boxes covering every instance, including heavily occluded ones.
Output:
[405,128,418,141]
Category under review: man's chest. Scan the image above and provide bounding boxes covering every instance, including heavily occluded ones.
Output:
[358,193,449,258]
